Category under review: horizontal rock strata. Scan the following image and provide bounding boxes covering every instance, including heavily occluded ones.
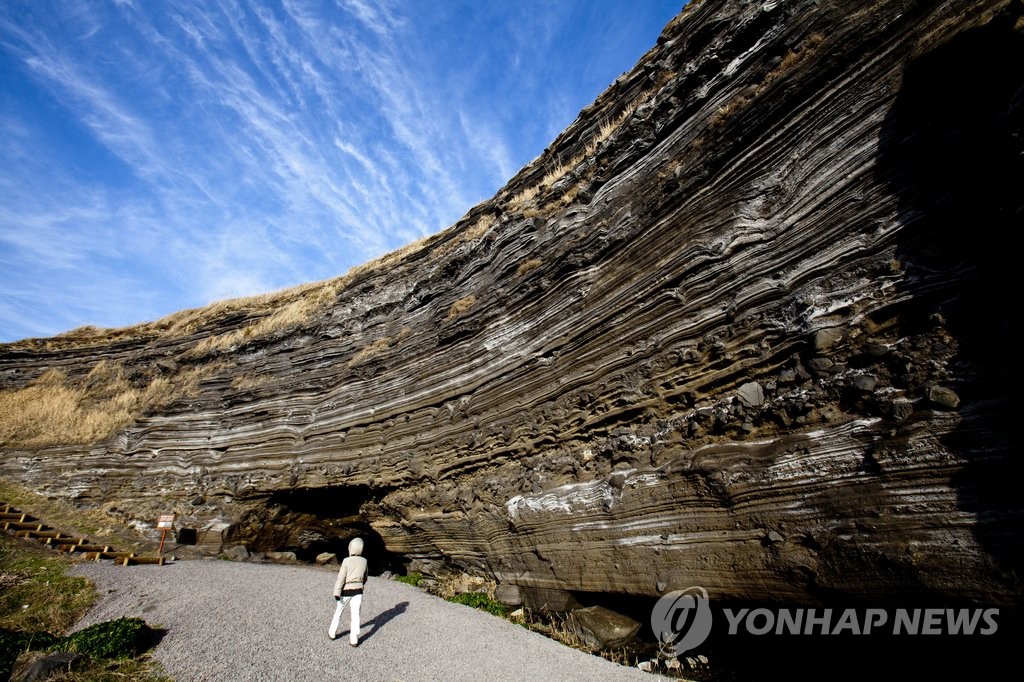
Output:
[1,0,1022,610]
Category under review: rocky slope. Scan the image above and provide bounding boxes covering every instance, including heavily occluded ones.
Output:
[1,0,1021,614]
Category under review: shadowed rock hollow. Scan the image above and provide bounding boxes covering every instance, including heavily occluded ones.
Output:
[2,0,1022,624]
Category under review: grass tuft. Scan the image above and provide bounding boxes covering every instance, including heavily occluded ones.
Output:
[446,592,508,618]
[393,572,423,587]
[446,295,477,322]
[516,259,543,276]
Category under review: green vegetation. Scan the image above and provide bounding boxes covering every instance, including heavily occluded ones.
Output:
[55,618,154,659]
[393,572,423,587]
[446,592,508,618]
[0,537,95,635]
[0,534,170,681]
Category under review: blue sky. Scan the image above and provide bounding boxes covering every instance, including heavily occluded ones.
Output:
[0,0,683,343]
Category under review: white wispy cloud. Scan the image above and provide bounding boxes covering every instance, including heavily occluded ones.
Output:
[0,0,682,341]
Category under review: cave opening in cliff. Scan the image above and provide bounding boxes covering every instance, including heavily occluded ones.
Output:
[256,485,405,575]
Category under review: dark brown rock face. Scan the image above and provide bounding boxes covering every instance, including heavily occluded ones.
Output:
[1,0,1022,613]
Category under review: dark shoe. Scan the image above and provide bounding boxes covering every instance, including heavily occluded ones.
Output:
[328,631,336,641]
[349,641,359,647]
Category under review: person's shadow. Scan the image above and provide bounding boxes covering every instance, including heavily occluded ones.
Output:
[352,601,408,643]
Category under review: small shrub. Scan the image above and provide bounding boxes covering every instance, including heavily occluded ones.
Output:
[447,592,507,618]
[394,573,423,587]
[56,617,152,659]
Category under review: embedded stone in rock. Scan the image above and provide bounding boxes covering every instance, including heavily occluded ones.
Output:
[494,584,522,607]
[889,398,915,422]
[807,358,836,373]
[853,375,878,392]
[814,328,844,352]
[736,381,764,408]
[568,606,641,650]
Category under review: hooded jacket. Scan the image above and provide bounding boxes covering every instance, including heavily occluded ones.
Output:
[333,537,368,598]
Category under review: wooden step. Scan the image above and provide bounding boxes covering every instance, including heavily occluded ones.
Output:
[73,545,112,554]
[40,535,76,546]
[8,522,46,532]
[0,512,31,522]
[29,530,68,540]
[55,543,88,553]
[12,522,47,532]
[121,556,165,566]
[49,537,88,548]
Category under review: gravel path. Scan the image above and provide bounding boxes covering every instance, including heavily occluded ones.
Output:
[70,560,664,682]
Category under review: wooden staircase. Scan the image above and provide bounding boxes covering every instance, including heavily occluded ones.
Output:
[0,502,167,566]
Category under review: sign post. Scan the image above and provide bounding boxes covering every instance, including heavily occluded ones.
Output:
[156,514,176,556]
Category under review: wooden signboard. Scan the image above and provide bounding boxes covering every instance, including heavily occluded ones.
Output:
[157,513,175,554]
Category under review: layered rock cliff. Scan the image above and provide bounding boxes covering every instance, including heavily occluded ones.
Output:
[2,0,1022,612]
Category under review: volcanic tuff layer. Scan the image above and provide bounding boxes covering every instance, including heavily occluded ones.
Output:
[1,0,1022,610]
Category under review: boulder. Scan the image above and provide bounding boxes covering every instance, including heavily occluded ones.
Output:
[926,385,961,409]
[567,605,641,650]
[265,551,297,564]
[195,520,232,551]
[853,375,878,392]
[223,544,250,561]
[316,552,338,565]
[12,652,85,682]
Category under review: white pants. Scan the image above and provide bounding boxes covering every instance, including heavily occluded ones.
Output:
[329,593,362,644]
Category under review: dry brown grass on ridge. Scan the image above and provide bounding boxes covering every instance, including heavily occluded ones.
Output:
[0,361,207,449]
[6,231,441,353]
[506,99,641,216]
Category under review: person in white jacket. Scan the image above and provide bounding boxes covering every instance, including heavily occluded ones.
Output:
[328,537,369,646]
